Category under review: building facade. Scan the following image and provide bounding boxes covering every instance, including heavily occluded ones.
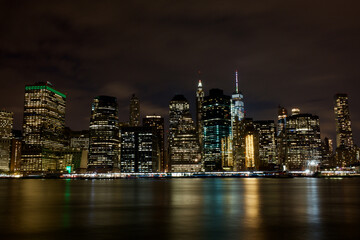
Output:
[254,120,276,168]
[285,112,322,170]
[88,96,120,172]
[120,126,159,173]
[21,82,66,172]
[202,89,231,171]
[143,116,165,171]
[0,110,13,172]
[170,114,201,172]
[334,93,357,166]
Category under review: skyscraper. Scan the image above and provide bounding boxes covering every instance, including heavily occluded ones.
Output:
[143,115,165,171]
[129,94,140,127]
[254,120,276,168]
[334,94,354,148]
[285,110,322,170]
[231,70,245,123]
[170,114,201,172]
[196,79,204,151]
[203,89,231,171]
[21,82,66,172]
[88,96,120,172]
[276,106,288,166]
[0,110,13,172]
[120,126,159,173]
[334,94,356,166]
[168,95,190,167]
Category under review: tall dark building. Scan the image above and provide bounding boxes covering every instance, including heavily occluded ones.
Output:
[333,94,357,166]
[203,89,231,171]
[88,96,120,172]
[254,120,276,168]
[143,115,165,171]
[129,94,140,127]
[285,110,322,170]
[120,126,159,173]
[276,106,288,166]
[21,82,66,172]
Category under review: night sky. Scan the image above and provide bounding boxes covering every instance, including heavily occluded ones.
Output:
[0,0,359,145]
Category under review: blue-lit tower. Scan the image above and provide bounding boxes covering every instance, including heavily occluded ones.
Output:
[203,89,231,171]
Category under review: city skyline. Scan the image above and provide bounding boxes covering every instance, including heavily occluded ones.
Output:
[1,0,360,146]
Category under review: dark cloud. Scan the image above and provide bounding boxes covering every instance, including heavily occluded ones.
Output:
[0,0,359,145]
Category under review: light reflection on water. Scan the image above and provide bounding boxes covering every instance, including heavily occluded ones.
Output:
[1,178,360,240]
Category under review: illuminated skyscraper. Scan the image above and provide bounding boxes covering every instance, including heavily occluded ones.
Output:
[285,110,322,170]
[334,94,354,148]
[233,118,260,170]
[231,70,245,123]
[254,120,276,168]
[203,89,231,171]
[129,94,140,127]
[88,96,120,172]
[143,115,165,171]
[334,94,356,166]
[170,114,201,172]
[21,82,66,172]
[0,110,13,172]
[196,79,204,150]
[120,126,159,173]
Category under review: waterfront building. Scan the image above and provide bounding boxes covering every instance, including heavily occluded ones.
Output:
[254,120,276,168]
[88,96,120,172]
[21,82,66,172]
[285,110,322,170]
[170,114,201,172]
[203,89,231,171]
[143,115,165,171]
[0,110,13,172]
[334,94,357,166]
[129,94,140,127]
[120,126,159,173]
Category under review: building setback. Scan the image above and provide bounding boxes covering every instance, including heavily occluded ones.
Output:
[120,126,159,173]
[88,96,120,172]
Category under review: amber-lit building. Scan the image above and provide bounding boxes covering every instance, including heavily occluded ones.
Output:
[21,82,66,173]
[334,94,357,166]
[284,110,322,170]
[143,116,165,171]
[0,110,13,172]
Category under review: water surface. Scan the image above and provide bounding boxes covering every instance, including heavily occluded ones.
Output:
[1,178,360,240]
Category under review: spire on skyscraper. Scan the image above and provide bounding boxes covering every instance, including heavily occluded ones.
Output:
[235,70,239,94]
